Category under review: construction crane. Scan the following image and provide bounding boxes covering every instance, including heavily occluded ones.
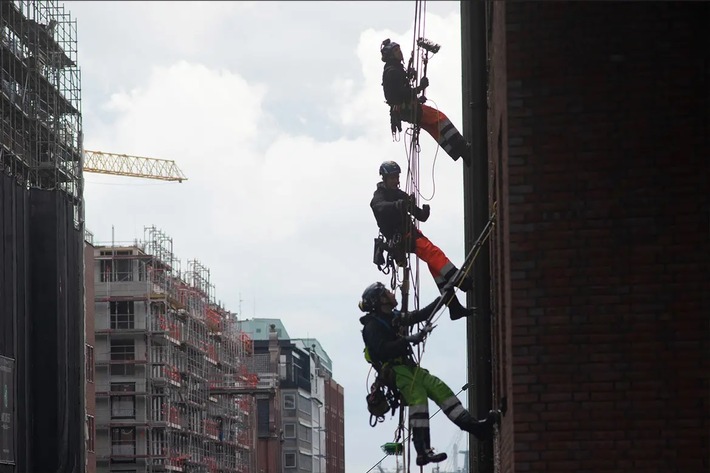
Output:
[83,149,187,182]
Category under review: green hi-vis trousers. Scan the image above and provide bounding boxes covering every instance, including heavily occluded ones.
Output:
[391,364,467,430]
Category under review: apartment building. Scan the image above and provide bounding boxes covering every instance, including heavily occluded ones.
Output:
[239,319,345,473]
[92,227,258,473]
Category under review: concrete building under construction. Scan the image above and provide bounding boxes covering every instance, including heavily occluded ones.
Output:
[0,1,84,473]
[91,227,276,473]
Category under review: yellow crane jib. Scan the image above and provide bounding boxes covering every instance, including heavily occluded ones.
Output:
[83,150,188,182]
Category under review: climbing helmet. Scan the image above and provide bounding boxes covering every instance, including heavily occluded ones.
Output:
[359,282,388,312]
[380,38,400,62]
[379,160,401,177]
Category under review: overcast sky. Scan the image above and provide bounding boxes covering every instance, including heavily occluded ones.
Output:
[64,1,471,471]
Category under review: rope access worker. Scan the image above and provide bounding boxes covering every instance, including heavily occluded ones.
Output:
[359,282,500,466]
[380,38,471,165]
[371,160,473,321]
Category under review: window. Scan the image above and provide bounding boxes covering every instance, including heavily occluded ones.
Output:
[100,260,112,282]
[298,394,311,415]
[110,339,135,376]
[299,452,312,470]
[111,383,136,419]
[111,427,136,459]
[100,254,133,282]
[283,394,296,410]
[299,424,311,443]
[110,301,135,329]
[257,398,270,438]
[284,452,296,468]
[87,415,95,452]
[86,345,94,383]
[283,423,296,439]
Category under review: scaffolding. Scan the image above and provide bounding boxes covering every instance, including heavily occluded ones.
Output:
[0,0,83,226]
[93,227,262,472]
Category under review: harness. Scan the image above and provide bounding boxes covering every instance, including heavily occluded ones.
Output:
[363,315,407,427]
[383,63,421,136]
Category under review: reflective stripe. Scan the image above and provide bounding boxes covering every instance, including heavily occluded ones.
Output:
[440,397,460,410]
[440,397,467,421]
[440,262,456,277]
[410,418,430,428]
[409,404,429,416]
[409,403,430,429]
[446,404,466,421]
[438,120,455,133]
[441,126,458,142]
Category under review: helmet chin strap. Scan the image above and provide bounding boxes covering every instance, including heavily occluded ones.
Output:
[380,300,396,313]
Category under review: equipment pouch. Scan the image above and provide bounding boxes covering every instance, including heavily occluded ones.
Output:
[373,237,386,267]
[367,384,390,427]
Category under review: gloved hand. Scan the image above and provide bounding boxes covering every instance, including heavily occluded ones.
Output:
[394,199,408,212]
[404,324,435,345]
[390,108,402,134]
[419,76,429,89]
[419,204,430,221]
[390,116,402,134]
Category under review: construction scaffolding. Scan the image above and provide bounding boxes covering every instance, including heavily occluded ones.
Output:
[0,0,83,225]
[92,226,271,473]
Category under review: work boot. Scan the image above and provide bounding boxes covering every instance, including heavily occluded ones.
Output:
[416,449,448,466]
[455,409,501,441]
[455,273,474,292]
[448,295,474,321]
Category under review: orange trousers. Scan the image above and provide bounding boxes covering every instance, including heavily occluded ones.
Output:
[412,234,457,287]
[401,103,467,161]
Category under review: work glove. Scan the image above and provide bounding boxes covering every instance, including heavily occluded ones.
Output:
[419,76,429,89]
[419,204,430,222]
[404,324,435,345]
[390,109,402,134]
[390,116,402,134]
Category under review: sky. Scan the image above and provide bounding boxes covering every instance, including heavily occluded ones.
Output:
[64,1,472,471]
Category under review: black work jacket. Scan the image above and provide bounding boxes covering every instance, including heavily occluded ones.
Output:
[360,298,441,367]
[382,59,416,106]
[370,182,427,240]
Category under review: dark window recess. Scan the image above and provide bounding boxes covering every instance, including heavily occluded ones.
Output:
[110,301,135,329]
[110,339,135,376]
[111,383,136,419]
[110,426,136,462]
[257,398,270,438]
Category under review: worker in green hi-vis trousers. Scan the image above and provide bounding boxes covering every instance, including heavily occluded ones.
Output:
[358,282,500,467]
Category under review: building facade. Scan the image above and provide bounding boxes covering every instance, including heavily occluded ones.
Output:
[240,319,345,473]
[1,2,84,472]
[92,228,258,473]
[461,2,709,472]
[86,236,97,473]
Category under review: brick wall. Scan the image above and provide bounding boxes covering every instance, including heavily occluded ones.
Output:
[325,379,345,473]
[488,3,709,472]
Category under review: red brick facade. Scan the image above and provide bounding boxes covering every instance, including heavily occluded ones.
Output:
[84,242,96,473]
[484,3,709,472]
[325,379,345,473]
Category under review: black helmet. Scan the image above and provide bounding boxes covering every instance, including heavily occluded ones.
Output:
[379,160,401,177]
[359,282,388,312]
[380,38,400,62]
